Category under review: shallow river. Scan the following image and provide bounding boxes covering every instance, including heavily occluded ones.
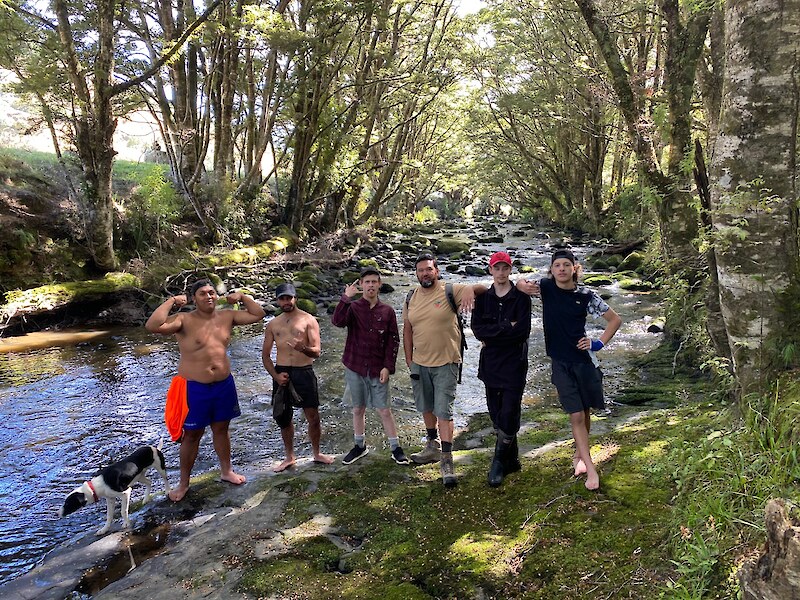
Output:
[0,226,663,587]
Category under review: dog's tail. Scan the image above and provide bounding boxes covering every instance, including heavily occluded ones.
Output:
[157,436,164,451]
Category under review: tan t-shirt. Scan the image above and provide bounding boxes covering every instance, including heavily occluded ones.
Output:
[403,281,466,367]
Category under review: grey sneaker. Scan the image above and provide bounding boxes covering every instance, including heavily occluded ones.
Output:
[440,452,457,488]
[342,445,369,465]
[391,446,411,465]
[410,439,442,464]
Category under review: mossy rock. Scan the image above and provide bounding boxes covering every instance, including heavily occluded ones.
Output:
[267,277,288,289]
[615,386,674,406]
[340,271,362,283]
[301,265,321,274]
[605,254,624,268]
[519,265,535,273]
[293,271,321,284]
[619,278,656,291]
[296,280,320,294]
[379,283,395,294]
[357,258,379,269]
[618,251,645,272]
[445,264,460,273]
[590,258,610,271]
[296,298,317,315]
[434,238,470,254]
[394,243,417,254]
[465,265,487,276]
[582,274,614,287]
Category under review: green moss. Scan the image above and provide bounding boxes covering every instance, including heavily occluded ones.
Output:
[618,251,645,272]
[582,274,613,286]
[236,394,721,598]
[618,278,656,291]
[294,271,321,284]
[296,298,317,315]
[434,238,470,254]
[3,272,140,309]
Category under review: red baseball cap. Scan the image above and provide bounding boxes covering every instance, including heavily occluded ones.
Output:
[489,251,512,267]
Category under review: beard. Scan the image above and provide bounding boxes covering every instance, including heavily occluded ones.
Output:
[420,279,435,288]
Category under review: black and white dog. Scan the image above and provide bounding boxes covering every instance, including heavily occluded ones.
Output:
[59,444,171,535]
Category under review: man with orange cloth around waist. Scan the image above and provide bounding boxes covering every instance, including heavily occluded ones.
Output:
[146,279,265,501]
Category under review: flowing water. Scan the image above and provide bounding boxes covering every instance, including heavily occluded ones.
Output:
[0,225,663,587]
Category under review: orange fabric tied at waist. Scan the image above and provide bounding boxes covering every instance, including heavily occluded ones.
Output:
[165,375,188,442]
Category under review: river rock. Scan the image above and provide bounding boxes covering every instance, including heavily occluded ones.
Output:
[465,265,487,276]
[434,238,471,254]
[618,251,645,273]
[739,499,800,600]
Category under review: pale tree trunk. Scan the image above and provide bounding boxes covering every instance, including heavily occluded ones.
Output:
[710,0,800,395]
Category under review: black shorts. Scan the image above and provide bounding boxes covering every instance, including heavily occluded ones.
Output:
[551,360,604,414]
[273,366,320,427]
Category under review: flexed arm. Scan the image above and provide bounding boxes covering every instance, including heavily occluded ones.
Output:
[145,295,186,334]
[228,292,266,325]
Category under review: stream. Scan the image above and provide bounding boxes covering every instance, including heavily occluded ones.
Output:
[0,223,664,588]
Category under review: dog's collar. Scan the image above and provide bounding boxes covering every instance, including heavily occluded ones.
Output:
[86,480,99,503]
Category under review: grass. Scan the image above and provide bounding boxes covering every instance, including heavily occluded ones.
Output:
[232,345,800,600]
[0,146,168,183]
[237,405,689,599]
[234,359,724,600]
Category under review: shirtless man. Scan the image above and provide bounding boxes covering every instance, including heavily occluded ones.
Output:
[145,279,266,501]
[262,283,334,472]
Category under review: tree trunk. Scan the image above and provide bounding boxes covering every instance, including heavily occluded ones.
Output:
[54,0,118,271]
[739,499,800,600]
[575,0,710,276]
[709,0,800,394]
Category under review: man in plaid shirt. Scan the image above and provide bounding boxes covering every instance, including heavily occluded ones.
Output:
[332,266,410,465]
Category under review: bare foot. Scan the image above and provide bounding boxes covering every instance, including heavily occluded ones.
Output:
[273,457,296,472]
[585,470,600,491]
[220,471,246,485]
[168,485,190,502]
[312,453,334,465]
[573,458,588,476]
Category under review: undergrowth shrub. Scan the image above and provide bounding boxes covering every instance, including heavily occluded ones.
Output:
[119,165,180,255]
[667,376,800,598]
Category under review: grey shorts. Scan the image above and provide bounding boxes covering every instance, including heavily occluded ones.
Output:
[410,362,458,421]
[344,367,390,409]
[551,360,604,413]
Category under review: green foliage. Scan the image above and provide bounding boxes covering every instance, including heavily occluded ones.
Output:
[118,164,180,255]
[609,184,659,240]
[668,377,800,597]
[413,206,439,223]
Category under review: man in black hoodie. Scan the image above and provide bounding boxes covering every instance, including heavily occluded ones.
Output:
[471,251,532,487]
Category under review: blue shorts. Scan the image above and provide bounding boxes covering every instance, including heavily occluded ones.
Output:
[184,374,241,429]
[551,360,604,414]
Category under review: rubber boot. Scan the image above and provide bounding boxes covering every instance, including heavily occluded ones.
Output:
[504,435,521,474]
[488,431,512,487]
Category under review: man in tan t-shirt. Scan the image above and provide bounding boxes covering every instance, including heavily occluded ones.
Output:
[262,283,334,472]
[146,279,266,501]
[403,253,479,487]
